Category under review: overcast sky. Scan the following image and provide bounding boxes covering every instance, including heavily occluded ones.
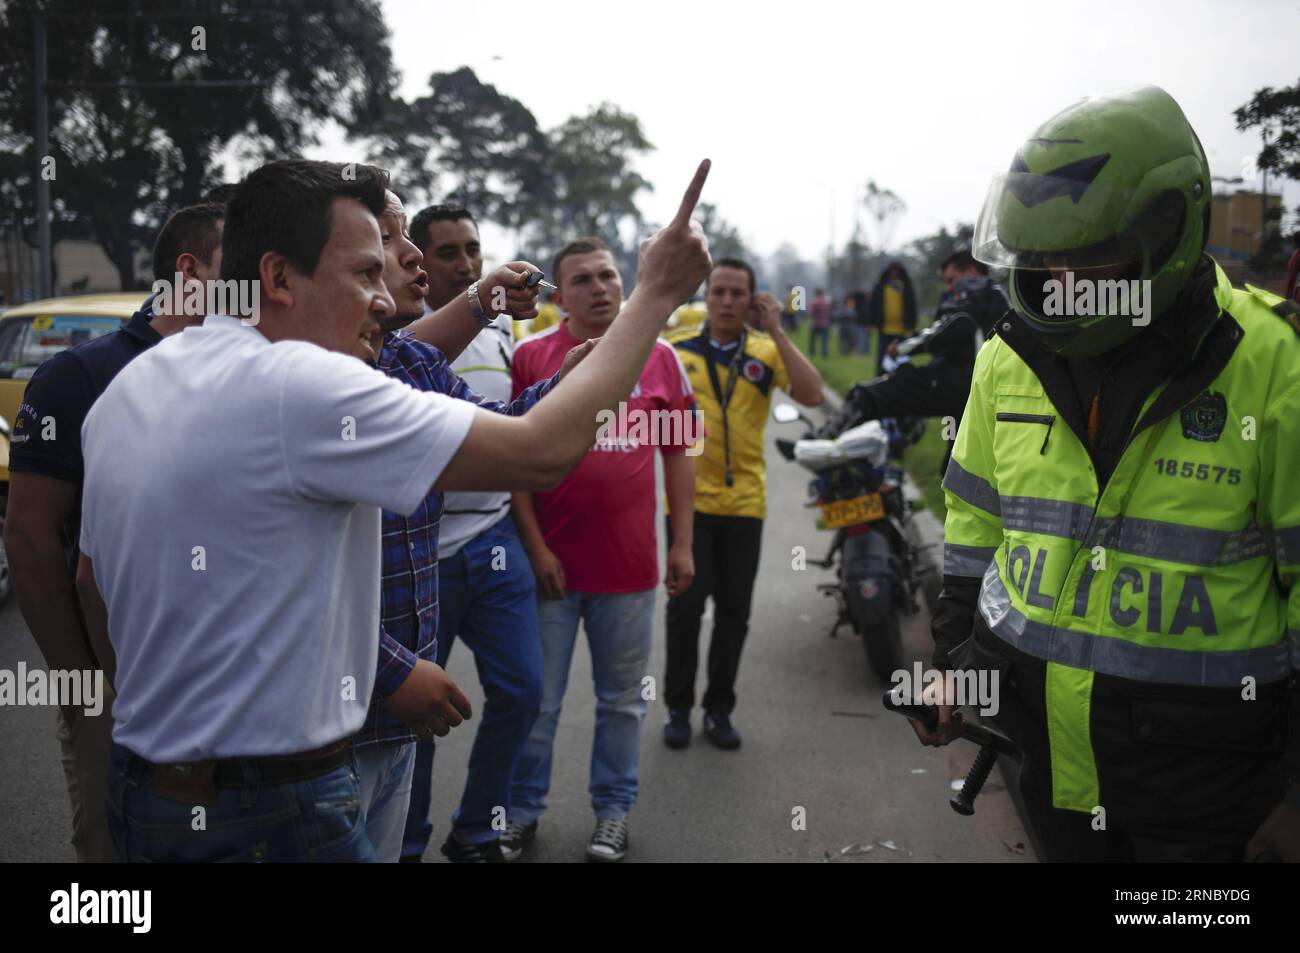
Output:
[349,0,1300,264]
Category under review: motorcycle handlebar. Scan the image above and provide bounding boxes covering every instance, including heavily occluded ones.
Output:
[882,686,1022,817]
[881,687,1020,760]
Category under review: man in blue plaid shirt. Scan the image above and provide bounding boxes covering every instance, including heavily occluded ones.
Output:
[352,189,593,861]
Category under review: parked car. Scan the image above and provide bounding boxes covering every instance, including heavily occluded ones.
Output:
[0,293,141,606]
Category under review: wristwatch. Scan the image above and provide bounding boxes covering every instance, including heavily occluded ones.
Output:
[466,280,494,328]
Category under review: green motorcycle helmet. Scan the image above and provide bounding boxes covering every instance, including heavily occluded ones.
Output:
[972,87,1212,357]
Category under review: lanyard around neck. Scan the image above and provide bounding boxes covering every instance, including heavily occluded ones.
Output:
[701,323,747,487]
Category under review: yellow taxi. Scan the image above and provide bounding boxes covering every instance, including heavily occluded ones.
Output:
[0,293,141,441]
[0,293,141,602]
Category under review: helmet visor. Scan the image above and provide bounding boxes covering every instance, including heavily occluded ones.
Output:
[972,173,1185,272]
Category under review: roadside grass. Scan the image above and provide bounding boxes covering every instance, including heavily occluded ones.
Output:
[789,321,948,522]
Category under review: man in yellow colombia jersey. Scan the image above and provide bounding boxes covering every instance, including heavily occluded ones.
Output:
[662,257,825,749]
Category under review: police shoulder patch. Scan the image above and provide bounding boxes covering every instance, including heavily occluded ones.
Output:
[1180,390,1227,442]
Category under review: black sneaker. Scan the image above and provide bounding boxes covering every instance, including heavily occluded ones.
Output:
[440,835,506,863]
[703,711,741,750]
[586,816,629,862]
[499,819,537,862]
[663,708,691,749]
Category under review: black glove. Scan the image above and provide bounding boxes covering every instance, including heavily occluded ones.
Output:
[817,386,871,439]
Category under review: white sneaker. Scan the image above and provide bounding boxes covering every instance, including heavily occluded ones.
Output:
[586,816,629,862]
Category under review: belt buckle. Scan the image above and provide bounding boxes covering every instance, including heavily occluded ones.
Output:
[151,760,218,805]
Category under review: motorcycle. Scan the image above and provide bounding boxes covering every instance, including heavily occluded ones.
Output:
[772,371,937,682]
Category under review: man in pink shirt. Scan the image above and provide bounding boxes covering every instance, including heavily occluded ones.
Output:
[507,236,697,862]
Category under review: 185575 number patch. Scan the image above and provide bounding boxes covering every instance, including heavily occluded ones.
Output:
[1153,458,1240,484]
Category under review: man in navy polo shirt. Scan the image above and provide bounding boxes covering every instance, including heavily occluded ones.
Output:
[4,202,224,862]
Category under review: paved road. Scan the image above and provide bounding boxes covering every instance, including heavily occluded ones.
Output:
[0,404,1031,863]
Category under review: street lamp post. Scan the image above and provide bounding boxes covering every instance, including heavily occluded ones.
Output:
[35,15,51,299]
[1260,125,1273,281]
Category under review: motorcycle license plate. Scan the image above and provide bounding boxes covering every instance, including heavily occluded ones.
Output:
[820,492,884,529]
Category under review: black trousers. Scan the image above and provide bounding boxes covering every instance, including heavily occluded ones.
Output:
[664,512,763,713]
[967,627,1285,862]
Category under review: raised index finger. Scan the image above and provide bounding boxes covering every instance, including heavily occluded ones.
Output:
[670,159,711,229]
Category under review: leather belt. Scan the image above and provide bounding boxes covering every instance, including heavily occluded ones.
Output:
[145,738,354,803]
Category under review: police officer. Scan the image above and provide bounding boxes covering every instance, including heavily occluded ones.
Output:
[919,87,1300,862]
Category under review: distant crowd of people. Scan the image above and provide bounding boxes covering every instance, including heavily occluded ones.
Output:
[785,262,919,374]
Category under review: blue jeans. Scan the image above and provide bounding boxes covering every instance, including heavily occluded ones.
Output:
[356,742,415,862]
[106,743,375,862]
[402,515,542,854]
[510,588,655,823]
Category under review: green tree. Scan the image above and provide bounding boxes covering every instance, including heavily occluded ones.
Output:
[0,0,396,290]
[1234,78,1300,274]
[839,223,871,295]
[695,202,749,261]
[522,103,653,281]
[362,66,552,229]
[862,179,906,253]
[0,148,95,293]
[907,222,974,307]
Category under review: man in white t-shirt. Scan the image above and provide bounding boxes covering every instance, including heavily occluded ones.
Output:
[76,157,715,862]
[395,203,547,863]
